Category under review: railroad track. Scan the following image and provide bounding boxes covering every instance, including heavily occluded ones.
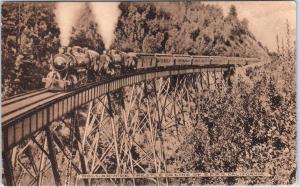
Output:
[1,75,115,126]
[2,88,47,101]
[2,74,113,113]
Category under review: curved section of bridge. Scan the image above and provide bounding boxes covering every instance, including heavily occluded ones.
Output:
[2,65,232,151]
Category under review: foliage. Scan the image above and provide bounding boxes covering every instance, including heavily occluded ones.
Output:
[114,2,269,57]
[171,55,296,185]
[2,2,60,98]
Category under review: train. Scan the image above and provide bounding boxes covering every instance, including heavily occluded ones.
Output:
[42,46,259,91]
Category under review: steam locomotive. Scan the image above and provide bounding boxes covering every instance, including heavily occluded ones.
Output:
[42,46,135,91]
[42,46,259,91]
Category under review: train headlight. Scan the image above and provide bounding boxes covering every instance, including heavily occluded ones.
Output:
[53,56,68,71]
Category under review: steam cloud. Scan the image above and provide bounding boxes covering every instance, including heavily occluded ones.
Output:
[54,2,85,46]
[90,2,121,49]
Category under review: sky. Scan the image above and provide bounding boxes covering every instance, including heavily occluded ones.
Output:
[206,1,296,52]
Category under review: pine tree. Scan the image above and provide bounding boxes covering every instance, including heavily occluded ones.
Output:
[229,5,237,17]
[286,19,291,60]
[276,34,280,54]
[281,37,285,58]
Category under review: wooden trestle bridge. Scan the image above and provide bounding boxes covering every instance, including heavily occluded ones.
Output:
[2,55,262,185]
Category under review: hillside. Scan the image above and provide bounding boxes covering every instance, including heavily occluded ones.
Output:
[69,2,269,57]
[113,2,269,58]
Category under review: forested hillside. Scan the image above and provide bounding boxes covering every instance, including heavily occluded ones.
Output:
[70,2,269,57]
[113,2,269,57]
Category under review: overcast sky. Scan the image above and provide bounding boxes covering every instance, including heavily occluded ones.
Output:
[206,1,296,52]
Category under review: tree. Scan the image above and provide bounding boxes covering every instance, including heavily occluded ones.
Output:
[229,5,237,18]
[1,2,60,97]
[281,37,285,57]
[241,18,249,30]
[276,34,280,54]
[142,34,163,53]
[286,19,291,60]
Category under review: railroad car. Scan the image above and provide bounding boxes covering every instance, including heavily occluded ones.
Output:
[136,53,156,69]
[245,57,261,65]
[155,54,174,67]
[173,54,192,66]
[209,56,228,65]
[192,56,211,66]
[226,57,242,66]
[228,57,254,66]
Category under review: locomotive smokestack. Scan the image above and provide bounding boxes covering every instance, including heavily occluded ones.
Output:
[54,2,85,46]
[89,2,121,49]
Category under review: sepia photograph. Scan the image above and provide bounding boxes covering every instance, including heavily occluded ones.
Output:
[1,1,296,186]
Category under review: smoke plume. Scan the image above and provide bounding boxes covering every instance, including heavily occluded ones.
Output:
[90,2,121,49]
[54,2,85,46]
